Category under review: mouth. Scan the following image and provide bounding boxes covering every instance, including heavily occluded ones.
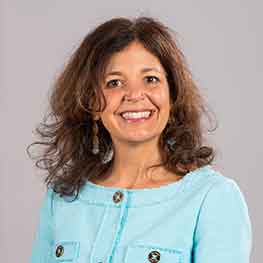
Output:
[118,109,155,123]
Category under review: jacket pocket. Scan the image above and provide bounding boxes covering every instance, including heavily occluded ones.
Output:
[52,241,80,262]
[124,244,183,263]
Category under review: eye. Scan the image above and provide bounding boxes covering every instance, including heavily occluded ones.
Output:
[106,79,122,88]
[145,76,160,84]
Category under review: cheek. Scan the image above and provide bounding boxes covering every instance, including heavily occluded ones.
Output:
[151,87,170,110]
[100,92,122,119]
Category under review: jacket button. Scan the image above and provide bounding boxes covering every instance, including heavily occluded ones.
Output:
[148,250,161,263]
[113,191,124,203]
[55,245,64,257]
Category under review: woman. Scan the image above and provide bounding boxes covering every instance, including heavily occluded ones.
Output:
[28,16,252,263]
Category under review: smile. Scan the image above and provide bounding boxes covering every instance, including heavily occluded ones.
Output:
[119,110,155,123]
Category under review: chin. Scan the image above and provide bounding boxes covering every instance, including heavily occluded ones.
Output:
[120,133,160,144]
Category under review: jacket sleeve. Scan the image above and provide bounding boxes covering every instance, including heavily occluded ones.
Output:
[192,178,252,263]
[29,187,55,263]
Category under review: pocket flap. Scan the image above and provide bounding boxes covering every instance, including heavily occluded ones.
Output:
[124,244,183,263]
[52,241,80,261]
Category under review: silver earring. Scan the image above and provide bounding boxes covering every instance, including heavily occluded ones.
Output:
[102,146,114,164]
[166,115,177,151]
[92,120,99,154]
[166,137,177,151]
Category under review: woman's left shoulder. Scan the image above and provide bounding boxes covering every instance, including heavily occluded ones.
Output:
[189,165,248,203]
[193,165,250,216]
[192,165,253,262]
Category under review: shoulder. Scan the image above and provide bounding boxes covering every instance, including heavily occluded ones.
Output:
[185,165,251,217]
[205,166,248,204]
[192,166,253,261]
[190,165,251,232]
[187,165,247,198]
[39,186,56,217]
[40,186,69,215]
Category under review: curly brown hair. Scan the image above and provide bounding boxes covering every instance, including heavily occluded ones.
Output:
[26,16,218,200]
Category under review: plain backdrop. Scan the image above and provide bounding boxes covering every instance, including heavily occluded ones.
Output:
[1,1,262,262]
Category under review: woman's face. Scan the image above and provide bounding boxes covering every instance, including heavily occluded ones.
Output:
[96,41,171,146]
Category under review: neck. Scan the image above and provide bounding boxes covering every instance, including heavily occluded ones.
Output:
[106,137,170,186]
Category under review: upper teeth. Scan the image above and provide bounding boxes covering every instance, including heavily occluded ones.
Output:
[121,111,152,119]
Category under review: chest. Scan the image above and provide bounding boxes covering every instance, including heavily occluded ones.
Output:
[50,194,201,263]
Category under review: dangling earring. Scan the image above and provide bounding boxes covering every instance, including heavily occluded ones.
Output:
[166,137,177,151]
[102,145,114,164]
[92,120,99,155]
[166,115,177,151]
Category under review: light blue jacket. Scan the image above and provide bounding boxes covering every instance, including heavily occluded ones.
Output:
[30,165,252,263]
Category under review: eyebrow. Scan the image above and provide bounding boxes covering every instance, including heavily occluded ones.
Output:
[105,67,165,77]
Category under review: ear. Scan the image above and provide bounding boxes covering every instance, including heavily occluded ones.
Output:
[89,100,101,121]
[92,112,101,121]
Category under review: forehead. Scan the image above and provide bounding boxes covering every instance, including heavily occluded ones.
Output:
[104,41,165,75]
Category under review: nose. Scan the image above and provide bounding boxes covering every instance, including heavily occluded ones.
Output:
[123,86,146,102]
[124,93,145,102]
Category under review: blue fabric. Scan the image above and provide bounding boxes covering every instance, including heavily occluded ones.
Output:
[30,165,252,263]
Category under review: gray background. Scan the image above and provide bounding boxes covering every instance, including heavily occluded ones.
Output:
[1,1,262,262]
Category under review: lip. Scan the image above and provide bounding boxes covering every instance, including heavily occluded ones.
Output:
[119,109,155,115]
[119,109,155,123]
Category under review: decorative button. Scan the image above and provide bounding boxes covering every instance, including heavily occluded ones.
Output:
[55,245,64,257]
[148,250,161,263]
[113,191,124,203]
